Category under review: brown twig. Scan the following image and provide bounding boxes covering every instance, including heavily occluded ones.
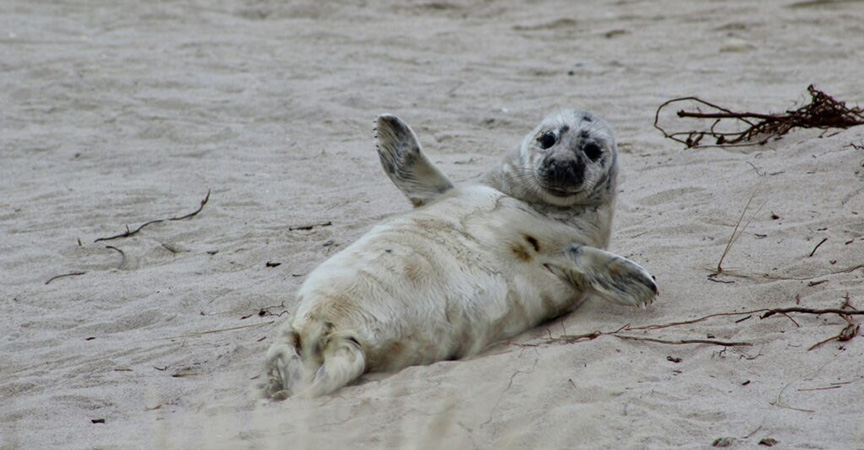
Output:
[614,335,751,347]
[624,304,862,335]
[45,272,86,285]
[515,324,628,348]
[718,264,864,281]
[707,275,735,283]
[518,322,752,349]
[808,238,828,257]
[806,309,859,351]
[806,327,855,351]
[627,309,778,331]
[655,85,864,149]
[771,382,815,413]
[161,320,274,340]
[841,293,853,309]
[777,312,801,328]
[105,245,126,269]
[288,221,332,231]
[743,425,764,439]
[94,190,211,242]
[241,301,290,320]
[797,385,842,392]
[171,372,199,378]
[483,358,539,426]
[759,307,864,319]
[713,187,766,275]
[516,302,861,358]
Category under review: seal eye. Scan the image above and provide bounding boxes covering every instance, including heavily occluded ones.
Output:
[537,132,556,150]
[584,142,602,162]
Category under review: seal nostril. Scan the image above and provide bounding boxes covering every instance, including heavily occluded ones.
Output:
[565,160,585,184]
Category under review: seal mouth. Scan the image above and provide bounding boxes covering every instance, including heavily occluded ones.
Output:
[529,166,585,199]
[535,179,583,198]
[543,186,575,197]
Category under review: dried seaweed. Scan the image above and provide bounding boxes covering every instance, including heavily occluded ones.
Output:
[655,85,864,149]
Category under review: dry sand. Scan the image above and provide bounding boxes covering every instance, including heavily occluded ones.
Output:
[2,0,864,448]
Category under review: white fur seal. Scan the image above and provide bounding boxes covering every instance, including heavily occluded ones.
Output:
[264,110,657,399]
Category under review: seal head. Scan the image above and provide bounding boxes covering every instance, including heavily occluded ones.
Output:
[493,109,618,208]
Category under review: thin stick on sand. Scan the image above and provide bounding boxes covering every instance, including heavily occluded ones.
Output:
[717,264,864,281]
[613,335,751,347]
[95,190,211,243]
[711,186,766,277]
[161,320,274,340]
[45,272,87,285]
[105,245,126,269]
[517,323,751,349]
[520,301,863,352]
[808,238,828,257]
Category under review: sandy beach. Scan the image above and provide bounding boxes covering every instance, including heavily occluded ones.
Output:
[2,0,863,448]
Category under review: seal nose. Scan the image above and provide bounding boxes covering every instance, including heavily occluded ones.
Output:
[544,158,584,186]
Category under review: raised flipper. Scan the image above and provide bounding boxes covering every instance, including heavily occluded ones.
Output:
[544,244,658,308]
[375,114,454,207]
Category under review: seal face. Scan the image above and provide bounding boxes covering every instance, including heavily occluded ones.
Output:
[489,110,618,212]
[483,109,619,248]
[264,110,655,399]
[529,111,615,201]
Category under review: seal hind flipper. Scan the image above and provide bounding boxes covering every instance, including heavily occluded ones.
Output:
[265,322,311,399]
[265,321,366,399]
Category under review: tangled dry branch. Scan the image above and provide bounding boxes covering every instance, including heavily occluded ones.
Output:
[654,85,864,149]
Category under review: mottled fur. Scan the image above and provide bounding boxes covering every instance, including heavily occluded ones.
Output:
[265,110,657,399]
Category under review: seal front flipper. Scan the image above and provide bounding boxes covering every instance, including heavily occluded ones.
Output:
[544,244,658,308]
[375,114,454,207]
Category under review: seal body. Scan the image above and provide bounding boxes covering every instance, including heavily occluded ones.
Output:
[294,186,594,372]
[265,110,657,398]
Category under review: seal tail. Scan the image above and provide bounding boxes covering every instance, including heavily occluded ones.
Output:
[265,321,365,399]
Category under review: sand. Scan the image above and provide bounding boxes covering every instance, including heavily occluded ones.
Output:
[2,0,863,448]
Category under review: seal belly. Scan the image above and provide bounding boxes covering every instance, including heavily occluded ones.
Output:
[291,185,586,373]
[295,203,508,371]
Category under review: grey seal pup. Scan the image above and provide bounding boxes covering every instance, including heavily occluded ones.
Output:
[265,110,657,398]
